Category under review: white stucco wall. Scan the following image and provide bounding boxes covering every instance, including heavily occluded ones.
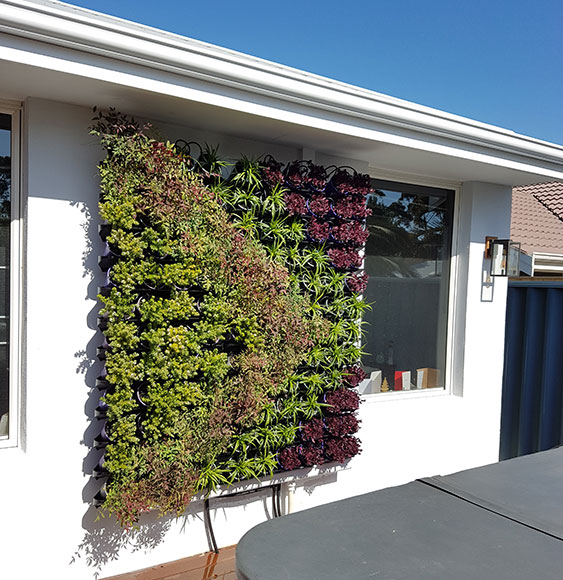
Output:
[0,98,512,579]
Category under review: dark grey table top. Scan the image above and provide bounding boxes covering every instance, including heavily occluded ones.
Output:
[236,448,563,580]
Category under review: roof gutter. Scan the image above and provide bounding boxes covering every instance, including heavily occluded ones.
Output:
[2,0,563,170]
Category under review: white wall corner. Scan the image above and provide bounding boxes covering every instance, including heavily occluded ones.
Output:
[449,183,473,397]
[457,181,511,449]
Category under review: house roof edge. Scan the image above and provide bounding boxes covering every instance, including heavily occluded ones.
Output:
[2,0,563,170]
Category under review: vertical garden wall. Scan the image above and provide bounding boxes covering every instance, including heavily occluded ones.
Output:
[92,111,369,526]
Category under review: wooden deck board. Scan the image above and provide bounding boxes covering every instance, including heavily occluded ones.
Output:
[101,546,236,580]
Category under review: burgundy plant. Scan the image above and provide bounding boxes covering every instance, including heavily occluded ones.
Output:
[330,168,372,196]
[285,161,308,189]
[343,364,367,387]
[307,163,328,191]
[261,156,284,187]
[325,415,360,437]
[328,248,362,269]
[346,271,369,294]
[300,443,324,467]
[330,168,355,194]
[351,172,372,196]
[308,219,330,242]
[324,436,361,463]
[325,388,360,414]
[308,195,331,217]
[284,193,307,216]
[300,417,324,442]
[331,221,369,246]
[278,446,301,471]
[333,197,372,220]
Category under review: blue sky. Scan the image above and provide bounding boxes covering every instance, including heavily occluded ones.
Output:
[65,0,563,145]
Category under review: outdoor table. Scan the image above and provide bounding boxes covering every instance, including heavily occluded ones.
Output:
[236,447,563,579]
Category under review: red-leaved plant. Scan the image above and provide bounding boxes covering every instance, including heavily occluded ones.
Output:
[307,162,328,192]
[346,271,369,294]
[308,195,331,217]
[300,443,324,466]
[325,388,360,413]
[308,219,330,242]
[330,168,372,196]
[300,417,324,442]
[343,364,368,387]
[285,161,308,189]
[331,221,369,246]
[285,193,307,216]
[328,248,362,269]
[278,446,301,470]
[261,155,284,187]
[351,173,372,196]
[332,197,372,219]
[324,436,361,463]
[329,168,355,194]
[325,414,360,437]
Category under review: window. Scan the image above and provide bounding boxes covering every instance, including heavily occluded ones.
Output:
[0,106,20,444]
[361,179,454,394]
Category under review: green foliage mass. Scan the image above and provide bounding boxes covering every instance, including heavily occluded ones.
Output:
[93,113,325,526]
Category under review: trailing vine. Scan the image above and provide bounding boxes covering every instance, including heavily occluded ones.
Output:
[92,110,369,527]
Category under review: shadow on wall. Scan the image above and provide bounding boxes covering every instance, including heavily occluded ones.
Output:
[68,191,341,576]
[68,198,173,575]
[68,197,259,576]
[71,508,174,578]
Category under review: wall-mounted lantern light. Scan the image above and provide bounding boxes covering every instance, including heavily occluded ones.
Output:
[485,237,521,277]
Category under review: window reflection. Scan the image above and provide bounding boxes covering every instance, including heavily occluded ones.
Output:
[361,180,453,394]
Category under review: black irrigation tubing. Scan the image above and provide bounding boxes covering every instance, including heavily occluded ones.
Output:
[203,498,219,554]
[203,484,284,554]
[271,487,278,518]
[271,484,283,518]
[276,483,282,517]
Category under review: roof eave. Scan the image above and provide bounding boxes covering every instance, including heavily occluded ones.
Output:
[1,0,563,181]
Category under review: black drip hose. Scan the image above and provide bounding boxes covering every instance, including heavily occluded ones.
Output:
[272,486,279,517]
[276,484,283,517]
[204,498,219,554]
[203,484,284,554]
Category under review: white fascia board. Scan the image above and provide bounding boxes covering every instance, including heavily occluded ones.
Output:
[530,252,563,276]
[2,0,563,173]
[532,253,563,272]
[533,266,563,274]
[5,41,563,184]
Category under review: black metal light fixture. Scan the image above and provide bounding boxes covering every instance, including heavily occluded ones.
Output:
[485,237,521,277]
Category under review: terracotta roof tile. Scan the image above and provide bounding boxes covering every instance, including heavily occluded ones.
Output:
[511,182,563,255]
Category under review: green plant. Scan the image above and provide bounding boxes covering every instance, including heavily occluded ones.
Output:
[229,155,262,189]
[259,215,291,243]
[262,182,288,217]
[231,209,259,236]
[92,112,322,526]
[198,142,229,185]
[92,111,368,527]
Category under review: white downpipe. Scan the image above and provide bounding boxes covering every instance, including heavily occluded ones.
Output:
[286,482,297,514]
